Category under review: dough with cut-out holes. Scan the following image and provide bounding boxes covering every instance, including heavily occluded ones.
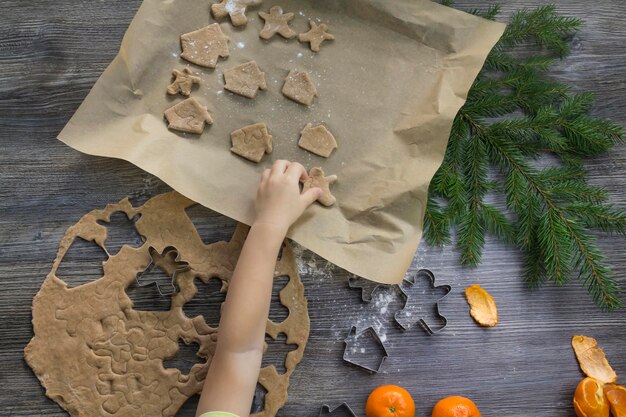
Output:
[24,191,310,417]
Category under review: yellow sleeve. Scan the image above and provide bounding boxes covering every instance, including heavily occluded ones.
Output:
[198,412,240,417]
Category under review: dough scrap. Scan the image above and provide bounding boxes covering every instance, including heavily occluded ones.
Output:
[24,191,310,417]
[224,61,267,99]
[298,123,337,158]
[180,24,230,68]
[230,122,273,162]
[167,68,201,96]
[301,167,337,206]
[211,0,262,27]
[572,335,618,384]
[164,98,213,134]
[258,6,296,40]
[464,284,498,327]
[298,21,335,52]
[282,70,317,106]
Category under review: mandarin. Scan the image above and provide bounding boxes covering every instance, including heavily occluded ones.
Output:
[431,396,481,417]
[574,377,609,417]
[365,385,415,417]
[604,384,626,417]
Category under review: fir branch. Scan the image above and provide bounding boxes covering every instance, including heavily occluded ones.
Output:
[480,202,516,243]
[428,4,624,309]
[496,5,583,56]
[423,198,452,246]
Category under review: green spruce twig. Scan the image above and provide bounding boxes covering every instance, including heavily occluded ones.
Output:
[427,3,625,310]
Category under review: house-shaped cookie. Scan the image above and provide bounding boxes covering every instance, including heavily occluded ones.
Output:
[230,122,273,162]
[298,123,337,158]
[282,70,317,106]
[164,98,213,134]
[180,24,230,68]
[224,61,267,99]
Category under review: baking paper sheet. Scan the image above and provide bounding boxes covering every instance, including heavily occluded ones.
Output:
[58,0,505,284]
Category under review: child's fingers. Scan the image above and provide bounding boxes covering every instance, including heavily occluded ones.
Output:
[300,187,322,207]
[270,159,289,176]
[285,162,307,183]
[261,169,270,184]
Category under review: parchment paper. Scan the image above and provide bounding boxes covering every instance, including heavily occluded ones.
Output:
[58,0,505,284]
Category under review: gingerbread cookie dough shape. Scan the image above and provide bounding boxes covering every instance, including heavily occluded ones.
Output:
[224,61,267,99]
[258,6,296,40]
[298,21,335,52]
[167,68,201,96]
[164,98,213,134]
[24,191,310,417]
[282,70,317,106]
[211,0,262,27]
[180,23,230,68]
[302,167,338,206]
[230,122,273,162]
[298,123,337,158]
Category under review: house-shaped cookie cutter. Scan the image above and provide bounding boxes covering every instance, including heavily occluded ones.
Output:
[342,326,389,374]
[319,403,358,417]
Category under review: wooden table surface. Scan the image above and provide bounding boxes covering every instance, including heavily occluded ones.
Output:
[1,1,625,416]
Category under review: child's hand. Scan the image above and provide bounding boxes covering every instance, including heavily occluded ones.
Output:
[254,160,322,233]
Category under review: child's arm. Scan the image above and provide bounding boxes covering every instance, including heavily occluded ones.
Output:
[196,160,321,417]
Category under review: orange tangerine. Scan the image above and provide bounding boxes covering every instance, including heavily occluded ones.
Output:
[574,377,609,417]
[431,396,481,417]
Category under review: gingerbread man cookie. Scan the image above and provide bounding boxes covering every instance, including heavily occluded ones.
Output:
[298,21,335,52]
[223,61,267,99]
[180,24,230,68]
[301,167,338,206]
[258,6,296,40]
[230,122,273,162]
[167,68,201,96]
[164,98,213,134]
[298,124,337,158]
[211,0,262,27]
[282,70,317,106]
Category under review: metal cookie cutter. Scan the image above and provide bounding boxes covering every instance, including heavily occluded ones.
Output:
[135,246,190,296]
[343,326,389,374]
[347,276,389,302]
[394,269,451,335]
[319,403,358,417]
